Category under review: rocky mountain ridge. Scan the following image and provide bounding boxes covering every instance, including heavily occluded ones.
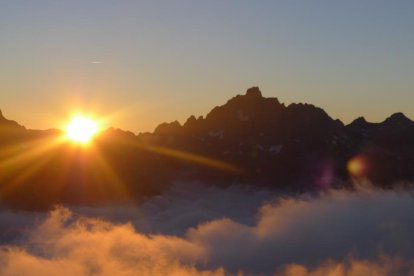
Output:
[0,87,413,209]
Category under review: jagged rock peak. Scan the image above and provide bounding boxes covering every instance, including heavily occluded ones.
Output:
[354,116,367,123]
[0,110,25,130]
[184,115,197,126]
[245,86,262,98]
[184,115,202,128]
[154,120,182,135]
[347,116,371,129]
[349,116,368,125]
[384,112,413,125]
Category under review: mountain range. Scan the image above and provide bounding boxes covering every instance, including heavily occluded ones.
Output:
[1,87,414,209]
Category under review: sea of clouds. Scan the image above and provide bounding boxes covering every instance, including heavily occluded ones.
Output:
[0,182,414,275]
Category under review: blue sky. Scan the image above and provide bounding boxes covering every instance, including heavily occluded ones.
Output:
[0,1,413,132]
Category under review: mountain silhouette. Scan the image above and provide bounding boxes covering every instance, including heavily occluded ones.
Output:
[1,87,414,209]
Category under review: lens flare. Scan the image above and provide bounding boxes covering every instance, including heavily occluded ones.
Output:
[66,116,98,143]
[347,155,368,177]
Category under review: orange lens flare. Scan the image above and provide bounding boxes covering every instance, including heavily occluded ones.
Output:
[347,155,368,177]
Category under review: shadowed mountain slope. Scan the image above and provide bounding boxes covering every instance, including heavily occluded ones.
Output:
[1,87,414,209]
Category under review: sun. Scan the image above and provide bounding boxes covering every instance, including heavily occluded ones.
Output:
[66,116,99,143]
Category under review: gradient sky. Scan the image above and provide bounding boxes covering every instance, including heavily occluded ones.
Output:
[1,1,413,133]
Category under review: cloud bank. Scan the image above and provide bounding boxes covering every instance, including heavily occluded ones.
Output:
[1,183,414,275]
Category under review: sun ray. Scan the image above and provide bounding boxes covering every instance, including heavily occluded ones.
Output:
[0,135,66,174]
[0,150,57,197]
[147,145,242,174]
[0,135,66,199]
[91,145,130,200]
[118,138,242,174]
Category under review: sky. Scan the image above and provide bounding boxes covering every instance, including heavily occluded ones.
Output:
[0,1,413,133]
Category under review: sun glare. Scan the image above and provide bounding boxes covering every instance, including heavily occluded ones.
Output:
[66,116,98,143]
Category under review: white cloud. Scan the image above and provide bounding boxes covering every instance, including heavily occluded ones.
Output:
[1,184,414,275]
